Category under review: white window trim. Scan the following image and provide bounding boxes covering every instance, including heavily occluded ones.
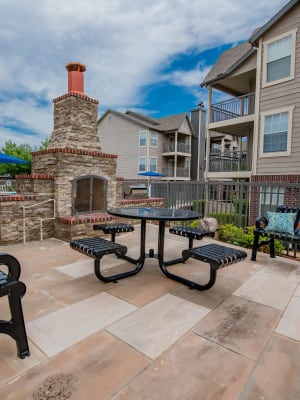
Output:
[259,105,294,158]
[139,130,147,147]
[150,131,158,147]
[138,156,146,172]
[149,157,157,172]
[262,28,297,88]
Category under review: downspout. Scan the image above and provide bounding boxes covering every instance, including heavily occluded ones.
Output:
[252,38,262,176]
[146,129,150,170]
[205,86,212,181]
[197,113,200,180]
[174,130,178,180]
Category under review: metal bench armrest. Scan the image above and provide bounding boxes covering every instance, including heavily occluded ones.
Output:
[0,253,21,282]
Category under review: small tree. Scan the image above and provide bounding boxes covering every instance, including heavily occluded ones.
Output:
[0,138,49,177]
[37,138,49,151]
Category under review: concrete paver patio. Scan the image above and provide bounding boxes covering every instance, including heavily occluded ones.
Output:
[0,224,300,399]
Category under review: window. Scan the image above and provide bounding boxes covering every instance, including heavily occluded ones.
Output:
[263,29,297,86]
[259,186,284,215]
[139,157,146,172]
[267,35,291,82]
[139,131,147,147]
[260,106,294,157]
[211,143,221,154]
[150,131,157,147]
[264,112,288,152]
[150,157,157,172]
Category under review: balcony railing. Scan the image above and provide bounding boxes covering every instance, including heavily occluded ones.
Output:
[162,167,190,178]
[209,151,251,172]
[163,142,190,154]
[210,93,255,123]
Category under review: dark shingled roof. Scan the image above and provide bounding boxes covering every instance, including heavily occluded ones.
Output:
[125,111,188,132]
[201,41,254,87]
[155,114,188,132]
[98,109,189,133]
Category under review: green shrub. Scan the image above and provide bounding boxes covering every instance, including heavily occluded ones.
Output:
[218,224,253,248]
[209,212,248,227]
[232,197,249,214]
[191,199,205,215]
[189,219,200,228]
[191,200,248,225]
[218,224,285,255]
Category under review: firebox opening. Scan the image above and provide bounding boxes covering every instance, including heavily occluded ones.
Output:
[72,175,107,214]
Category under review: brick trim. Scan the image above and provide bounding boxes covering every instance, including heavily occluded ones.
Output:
[15,174,54,180]
[0,195,36,202]
[251,175,300,183]
[31,147,118,159]
[57,212,113,225]
[53,91,99,104]
[121,198,164,205]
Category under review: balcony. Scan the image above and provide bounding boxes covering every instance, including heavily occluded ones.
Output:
[162,142,190,154]
[208,151,251,173]
[210,93,255,123]
[162,167,190,179]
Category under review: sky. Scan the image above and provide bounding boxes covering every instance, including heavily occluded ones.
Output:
[0,0,288,149]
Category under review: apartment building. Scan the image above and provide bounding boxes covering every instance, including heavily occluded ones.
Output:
[98,110,194,180]
[201,0,300,185]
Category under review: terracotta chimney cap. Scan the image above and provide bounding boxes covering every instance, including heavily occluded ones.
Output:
[65,62,86,93]
[65,62,86,72]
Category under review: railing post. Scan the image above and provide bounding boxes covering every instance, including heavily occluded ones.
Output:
[21,199,55,244]
[22,206,26,244]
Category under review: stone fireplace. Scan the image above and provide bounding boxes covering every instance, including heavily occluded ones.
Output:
[0,62,163,244]
[31,62,118,219]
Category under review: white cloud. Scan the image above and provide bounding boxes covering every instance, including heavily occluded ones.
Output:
[0,98,52,147]
[163,64,211,88]
[0,0,287,147]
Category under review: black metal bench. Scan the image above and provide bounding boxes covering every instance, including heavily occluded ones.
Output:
[251,205,300,261]
[178,243,247,290]
[93,223,134,242]
[169,226,215,248]
[70,237,141,282]
[0,253,30,359]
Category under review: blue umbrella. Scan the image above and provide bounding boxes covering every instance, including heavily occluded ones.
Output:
[0,153,28,164]
[138,171,164,197]
[138,171,164,177]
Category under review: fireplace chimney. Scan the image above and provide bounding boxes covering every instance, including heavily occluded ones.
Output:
[48,62,101,151]
[66,62,86,93]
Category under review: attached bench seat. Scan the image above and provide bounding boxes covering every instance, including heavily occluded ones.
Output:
[251,205,300,261]
[70,237,141,282]
[162,243,247,291]
[93,223,134,242]
[0,253,30,359]
[169,226,215,248]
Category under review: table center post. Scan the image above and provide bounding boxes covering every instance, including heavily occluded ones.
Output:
[140,219,146,261]
[158,220,166,263]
